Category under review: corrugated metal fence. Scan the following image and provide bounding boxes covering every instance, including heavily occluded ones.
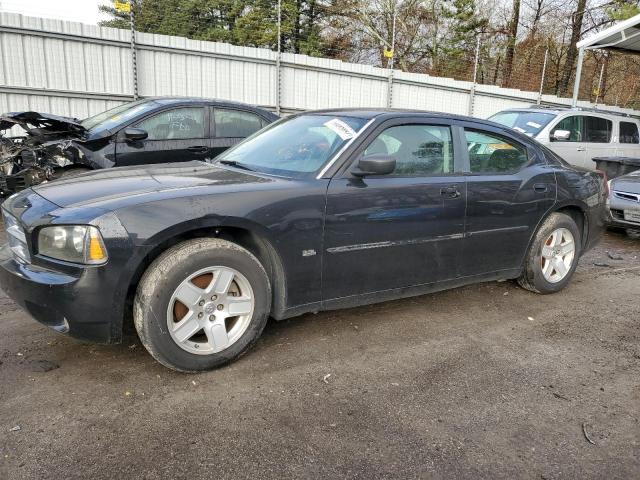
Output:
[0,12,637,123]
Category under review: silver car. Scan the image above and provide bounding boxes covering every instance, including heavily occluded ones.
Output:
[489,107,640,171]
[609,170,640,234]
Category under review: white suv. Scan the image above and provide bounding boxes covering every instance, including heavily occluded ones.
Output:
[489,107,640,170]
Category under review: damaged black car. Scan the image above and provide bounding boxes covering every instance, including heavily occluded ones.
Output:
[0,98,278,196]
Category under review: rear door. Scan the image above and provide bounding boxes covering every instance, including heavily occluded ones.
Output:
[115,106,210,166]
[548,115,587,168]
[211,107,267,158]
[462,124,556,276]
[617,120,640,158]
[583,115,614,169]
[322,118,467,300]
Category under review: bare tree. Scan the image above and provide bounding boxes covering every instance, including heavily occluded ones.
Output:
[502,0,521,87]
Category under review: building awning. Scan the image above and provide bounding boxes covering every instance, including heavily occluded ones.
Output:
[577,14,640,54]
[573,14,640,106]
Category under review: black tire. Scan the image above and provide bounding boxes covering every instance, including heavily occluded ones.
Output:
[517,212,581,294]
[134,238,271,372]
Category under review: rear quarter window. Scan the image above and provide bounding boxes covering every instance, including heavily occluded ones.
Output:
[619,121,639,144]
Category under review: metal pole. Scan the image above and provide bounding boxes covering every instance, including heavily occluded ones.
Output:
[468,36,480,116]
[594,62,605,107]
[571,48,584,107]
[386,2,397,108]
[275,0,282,116]
[537,48,548,105]
[129,0,138,100]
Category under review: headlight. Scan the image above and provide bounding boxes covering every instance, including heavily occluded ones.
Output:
[38,225,108,265]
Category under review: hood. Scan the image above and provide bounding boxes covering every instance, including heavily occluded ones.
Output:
[0,111,86,135]
[33,161,271,208]
[612,169,640,192]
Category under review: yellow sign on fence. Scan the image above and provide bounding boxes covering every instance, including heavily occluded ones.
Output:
[383,49,394,59]
[114,0,131,13]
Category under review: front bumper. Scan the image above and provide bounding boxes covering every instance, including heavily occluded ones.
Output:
[607,194,640,231]
[0,244,115,343]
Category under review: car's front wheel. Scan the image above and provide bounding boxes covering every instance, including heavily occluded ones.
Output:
[518,212,581,294]
[134,238,271,372]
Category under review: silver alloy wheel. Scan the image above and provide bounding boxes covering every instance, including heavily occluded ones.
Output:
[540,228,576,284]
[166,266,255,355]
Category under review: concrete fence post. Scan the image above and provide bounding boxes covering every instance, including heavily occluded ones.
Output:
[537,48,548,105]
[468,37,480,116]
[275,0,282,115]
[129,1,138,100]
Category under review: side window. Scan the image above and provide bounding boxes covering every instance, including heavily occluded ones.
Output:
[362,124,454,176]
[619,121,639,144]
[551,115,583,142]
[136,107,205,140]
[465,129,528,174]
[214,109,264,138]
[584,116,612,143]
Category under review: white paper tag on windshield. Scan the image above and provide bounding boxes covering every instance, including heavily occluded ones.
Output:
[324,118,356,140]
[513,126,526,133]
[526,121,541,129]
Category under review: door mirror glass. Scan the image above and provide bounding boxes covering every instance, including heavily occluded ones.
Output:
[353,154,396,177]
[124,127,148,141]
[551,129,571,141]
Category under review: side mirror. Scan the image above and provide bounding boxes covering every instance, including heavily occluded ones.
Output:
[551,129,571,141]
[352,154,396,177]
[124,127,148,141]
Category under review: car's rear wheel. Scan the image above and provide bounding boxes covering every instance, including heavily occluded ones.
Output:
[518,212,581,294]
[134,238,271,372]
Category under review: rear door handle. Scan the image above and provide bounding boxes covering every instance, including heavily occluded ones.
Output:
[187,146,209,153]
[533,183,548,193]
[440,185,461,198]
[576,146,586,152]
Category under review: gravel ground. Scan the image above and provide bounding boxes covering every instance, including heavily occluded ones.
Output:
[0,228,638,479]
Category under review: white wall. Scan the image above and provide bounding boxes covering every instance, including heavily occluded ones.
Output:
[0,11,637,125]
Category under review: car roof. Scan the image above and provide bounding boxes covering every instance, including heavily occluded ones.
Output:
[138,97,278,117]
[301,108,488,122]
[495,106,637,121]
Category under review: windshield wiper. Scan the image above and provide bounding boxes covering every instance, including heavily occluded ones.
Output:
[216,159,255,172]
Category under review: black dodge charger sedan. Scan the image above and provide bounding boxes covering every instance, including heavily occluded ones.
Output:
[0,109,607,372]
[0,97,278,195]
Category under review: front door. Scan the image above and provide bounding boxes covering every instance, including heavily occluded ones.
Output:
[462,125,556,276]
[548,115,587,168]
[115,106,210,166]
[322,120,467,301]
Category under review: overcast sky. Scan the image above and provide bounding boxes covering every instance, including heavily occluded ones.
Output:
[0,0,110,24]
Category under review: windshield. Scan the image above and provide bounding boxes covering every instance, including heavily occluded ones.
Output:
[489,111,555,137]
[217,114,368,178]
[81,100,160,133]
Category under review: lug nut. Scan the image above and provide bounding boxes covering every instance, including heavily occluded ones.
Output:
[198,313,203,319]
[217,304,224,311]
[198,300,205,306]
[209,315,215,321]
[211,295,217,301]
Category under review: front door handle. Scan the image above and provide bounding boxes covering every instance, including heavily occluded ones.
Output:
[187,146,209,153]
[533,183,548,193]
[440,185,461,198]
[576,146,586,152]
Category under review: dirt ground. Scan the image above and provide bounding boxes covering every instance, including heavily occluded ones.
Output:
[0,228,638,480]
